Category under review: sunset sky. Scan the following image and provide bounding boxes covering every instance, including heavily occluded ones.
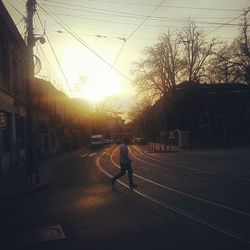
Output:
[2,0,250,115]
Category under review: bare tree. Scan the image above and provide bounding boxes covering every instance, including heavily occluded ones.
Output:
[234,8,250,84]
[178,20,218,83]
[128,97,156,138]
[132,31,181,103]
[207,44,243,83]
[205,8,250,84]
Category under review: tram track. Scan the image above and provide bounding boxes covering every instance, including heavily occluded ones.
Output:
[96,145,250,245]
[132,145,250,184]
[111,147,250,217]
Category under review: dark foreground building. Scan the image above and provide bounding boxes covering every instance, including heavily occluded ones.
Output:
[174,82,250,147]
[0,2,28,172]
[148,82,250,148]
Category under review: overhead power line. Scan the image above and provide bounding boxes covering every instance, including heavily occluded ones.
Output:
[53,30,129,42]
[39,1,245,23]
[37,2,134,83]
[36,11,73,96]
[39,11,247,29]
[16,17,25,26]
[14,0,25,8]
[36,42,64,92]
[43,0,242,12]
[37,3,246,28]
[105,0,165,84]
[44,33,73,96]
[107,0,165,78]
[4,0,25,18]
[127,0,165,41]
[42,2,148,19]
[205,13,244,36]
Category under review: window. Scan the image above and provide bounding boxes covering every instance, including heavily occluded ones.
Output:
[19,67,25,99]
[2,46,10,91]
[13,59,19,96]
[51,133,56,149]
[15,115,25,149]
[13,58,19,95]
[1,111,11,153]
[0,37,2,88]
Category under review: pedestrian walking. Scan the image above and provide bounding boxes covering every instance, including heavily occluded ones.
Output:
[111,137,137,190]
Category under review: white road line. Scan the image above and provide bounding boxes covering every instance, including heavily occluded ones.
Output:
[80,153,88,158]
[102,146,116,156]
[111,148,250,217]
[96,154,250,245]
[133,145,250,182]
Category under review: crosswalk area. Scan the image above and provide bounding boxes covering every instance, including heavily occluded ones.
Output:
[79,151,111,158]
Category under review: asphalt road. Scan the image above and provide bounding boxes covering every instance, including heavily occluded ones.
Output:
[1,145,250,250]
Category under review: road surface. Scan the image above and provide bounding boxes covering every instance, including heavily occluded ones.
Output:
[1,145,250,249]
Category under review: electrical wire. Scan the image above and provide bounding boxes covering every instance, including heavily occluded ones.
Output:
[27,0,247,93]
[52,30,128,41]
[106,0,166,80]
[102,0,166,86]
[205,13,244,36]
[39,2,244,24]
[36,11,73,96]
[37,5,245,28]
[128,0,167,41]
[15,17,25,26]
[37,2,134,83]
[41,28,232,41]
[105,39,126,80]
[41,2,149,19]
[45,33,73,96]
[13,0,25,8]
[37,42,63,91]
[4,0,25,18]
[43,0,242,13]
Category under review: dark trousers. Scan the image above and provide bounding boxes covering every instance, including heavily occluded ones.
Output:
[113,162,133,186]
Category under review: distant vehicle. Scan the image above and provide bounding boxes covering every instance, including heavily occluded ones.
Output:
[91,134,104,148]
[104,138,113,144]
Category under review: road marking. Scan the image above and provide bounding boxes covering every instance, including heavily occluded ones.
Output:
[96,154,250,245]
[110,148,250,217]
[17,225,66,245]
[102,152,110,156]
[133,145,250,182]
[80,153,88,158]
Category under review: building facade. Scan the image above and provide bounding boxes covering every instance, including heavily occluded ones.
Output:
[0,2,28,173]
[142,82,250,147]
[34,79,91,159]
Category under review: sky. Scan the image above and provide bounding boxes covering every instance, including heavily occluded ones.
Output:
[2,0,250,117]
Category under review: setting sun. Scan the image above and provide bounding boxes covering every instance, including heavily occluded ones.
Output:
[81,73,123,102]
[61,47,124,102]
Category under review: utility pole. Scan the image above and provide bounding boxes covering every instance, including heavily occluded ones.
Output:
[26,0,38,185]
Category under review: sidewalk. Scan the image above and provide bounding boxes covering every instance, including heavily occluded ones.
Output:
[147,142,181,153]
[0,147,88,199]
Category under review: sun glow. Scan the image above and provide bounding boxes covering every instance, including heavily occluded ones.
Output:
[82,73,123,102]
[61,48,124,102]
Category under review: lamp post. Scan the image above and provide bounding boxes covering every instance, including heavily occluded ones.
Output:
[25,0,37,184]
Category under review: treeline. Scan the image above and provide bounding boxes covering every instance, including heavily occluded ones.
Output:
[128,9,250,144]
[132,12,249,104]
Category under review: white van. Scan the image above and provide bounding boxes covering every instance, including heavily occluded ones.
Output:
[90,134,104,148]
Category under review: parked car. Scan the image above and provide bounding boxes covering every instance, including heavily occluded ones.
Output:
[90,134,104,148]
